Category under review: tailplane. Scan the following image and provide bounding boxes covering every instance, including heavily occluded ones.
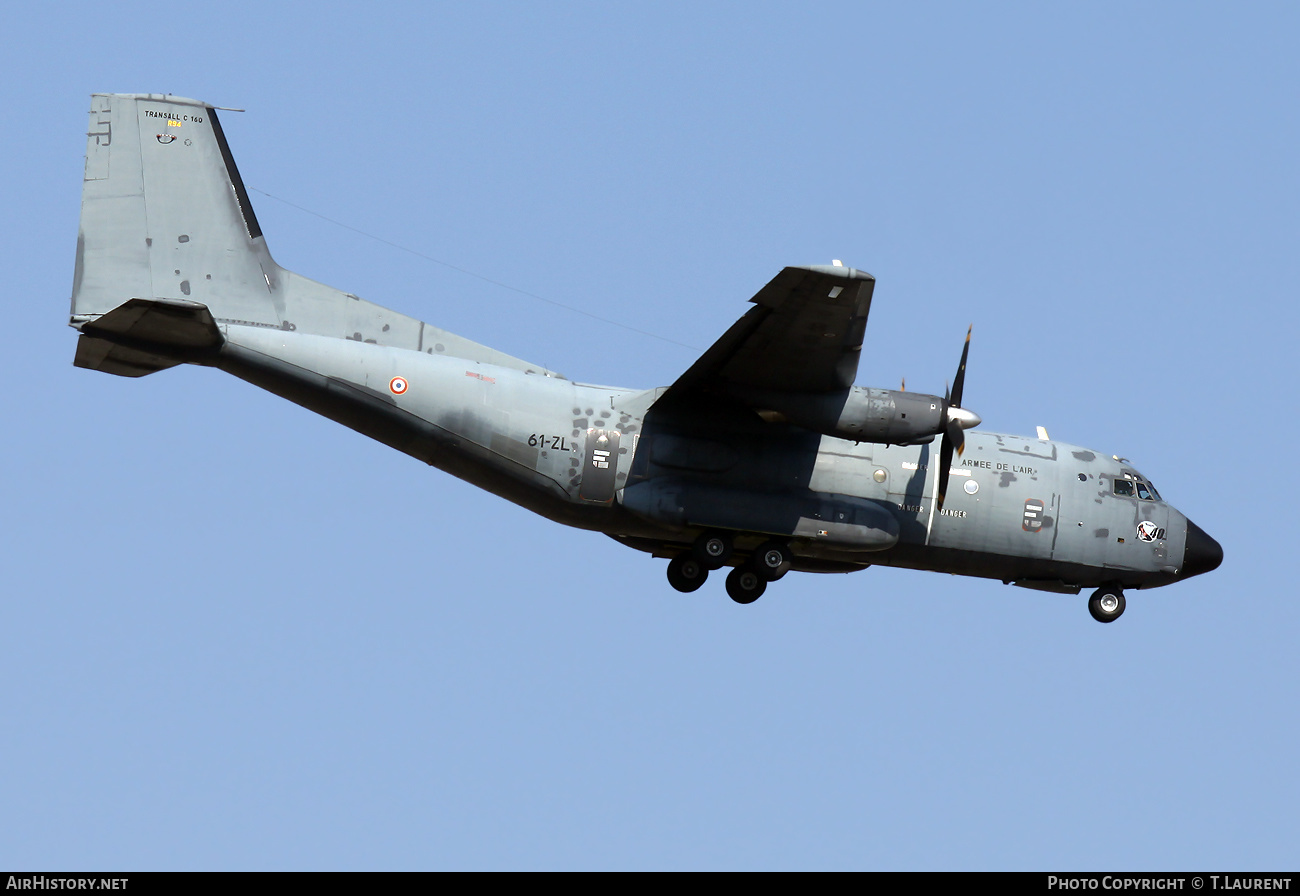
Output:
[73,297,222,377]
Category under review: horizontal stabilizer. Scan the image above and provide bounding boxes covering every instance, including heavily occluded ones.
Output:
[74,297,224,375]
[74,335,179,377]
[83,297,222,348]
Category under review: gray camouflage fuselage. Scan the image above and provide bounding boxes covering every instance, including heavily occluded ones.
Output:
[216,326,1195,592]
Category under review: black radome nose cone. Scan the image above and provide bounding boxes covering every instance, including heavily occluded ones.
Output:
[1182,520,1224,578]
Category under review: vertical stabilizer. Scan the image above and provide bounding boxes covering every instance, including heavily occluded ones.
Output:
[74,92,282,329]
[72,93,281,328]
[70,93,560,378]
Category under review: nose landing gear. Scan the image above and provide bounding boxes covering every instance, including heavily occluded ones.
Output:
[1088,586,1126,623]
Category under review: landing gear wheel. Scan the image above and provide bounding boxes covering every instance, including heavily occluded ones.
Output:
[752,541,793,581]
[726,566,767,604]
[667,554,708,593]
[692,531,734,570]
[1088,587,1126,623]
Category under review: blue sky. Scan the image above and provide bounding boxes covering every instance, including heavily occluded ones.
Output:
[2,2,1296,870]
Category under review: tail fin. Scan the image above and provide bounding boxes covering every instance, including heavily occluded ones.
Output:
[72,94,279,331]
[70,93,559,378]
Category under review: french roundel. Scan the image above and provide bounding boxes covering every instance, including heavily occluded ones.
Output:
[389,376,408,395]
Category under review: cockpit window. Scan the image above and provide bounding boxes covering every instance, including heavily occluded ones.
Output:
[1113,474,1161,501]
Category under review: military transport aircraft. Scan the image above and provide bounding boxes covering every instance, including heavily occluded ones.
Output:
[69,94,1222,622]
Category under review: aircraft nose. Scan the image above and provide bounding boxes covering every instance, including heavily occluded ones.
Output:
[1181,519,1223,579]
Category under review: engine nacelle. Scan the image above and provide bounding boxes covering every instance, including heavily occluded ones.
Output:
[743,387,949,444]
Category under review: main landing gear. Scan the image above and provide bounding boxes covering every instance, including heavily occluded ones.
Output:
[666,530,733,594]
[725,567,765,603]
[666,554,708,593]
[1088,586,1126,623]
[692,531,734,570]
[666,532,793,604]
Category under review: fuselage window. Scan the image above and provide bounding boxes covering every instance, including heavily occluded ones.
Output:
[1113,479,1135,497]
[1136,481,1154,500]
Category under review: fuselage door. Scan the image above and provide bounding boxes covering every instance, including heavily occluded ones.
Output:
[579,428,621,503]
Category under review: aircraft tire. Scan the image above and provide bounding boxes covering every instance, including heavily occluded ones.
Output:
[726,566,766,604]
[753,541,793,581]
[1088,587,1126,623]
[692,532,734,570]
[667,554,708,593]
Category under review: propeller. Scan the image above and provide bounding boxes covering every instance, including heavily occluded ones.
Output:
[936,326,980,509]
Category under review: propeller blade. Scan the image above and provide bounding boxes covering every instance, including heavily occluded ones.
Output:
[946,416,966,456]
[937,326,974,510]
[936,433,954,510]
[950,325,971,410]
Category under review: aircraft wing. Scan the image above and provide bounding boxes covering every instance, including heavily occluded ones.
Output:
[663,265,876,401]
